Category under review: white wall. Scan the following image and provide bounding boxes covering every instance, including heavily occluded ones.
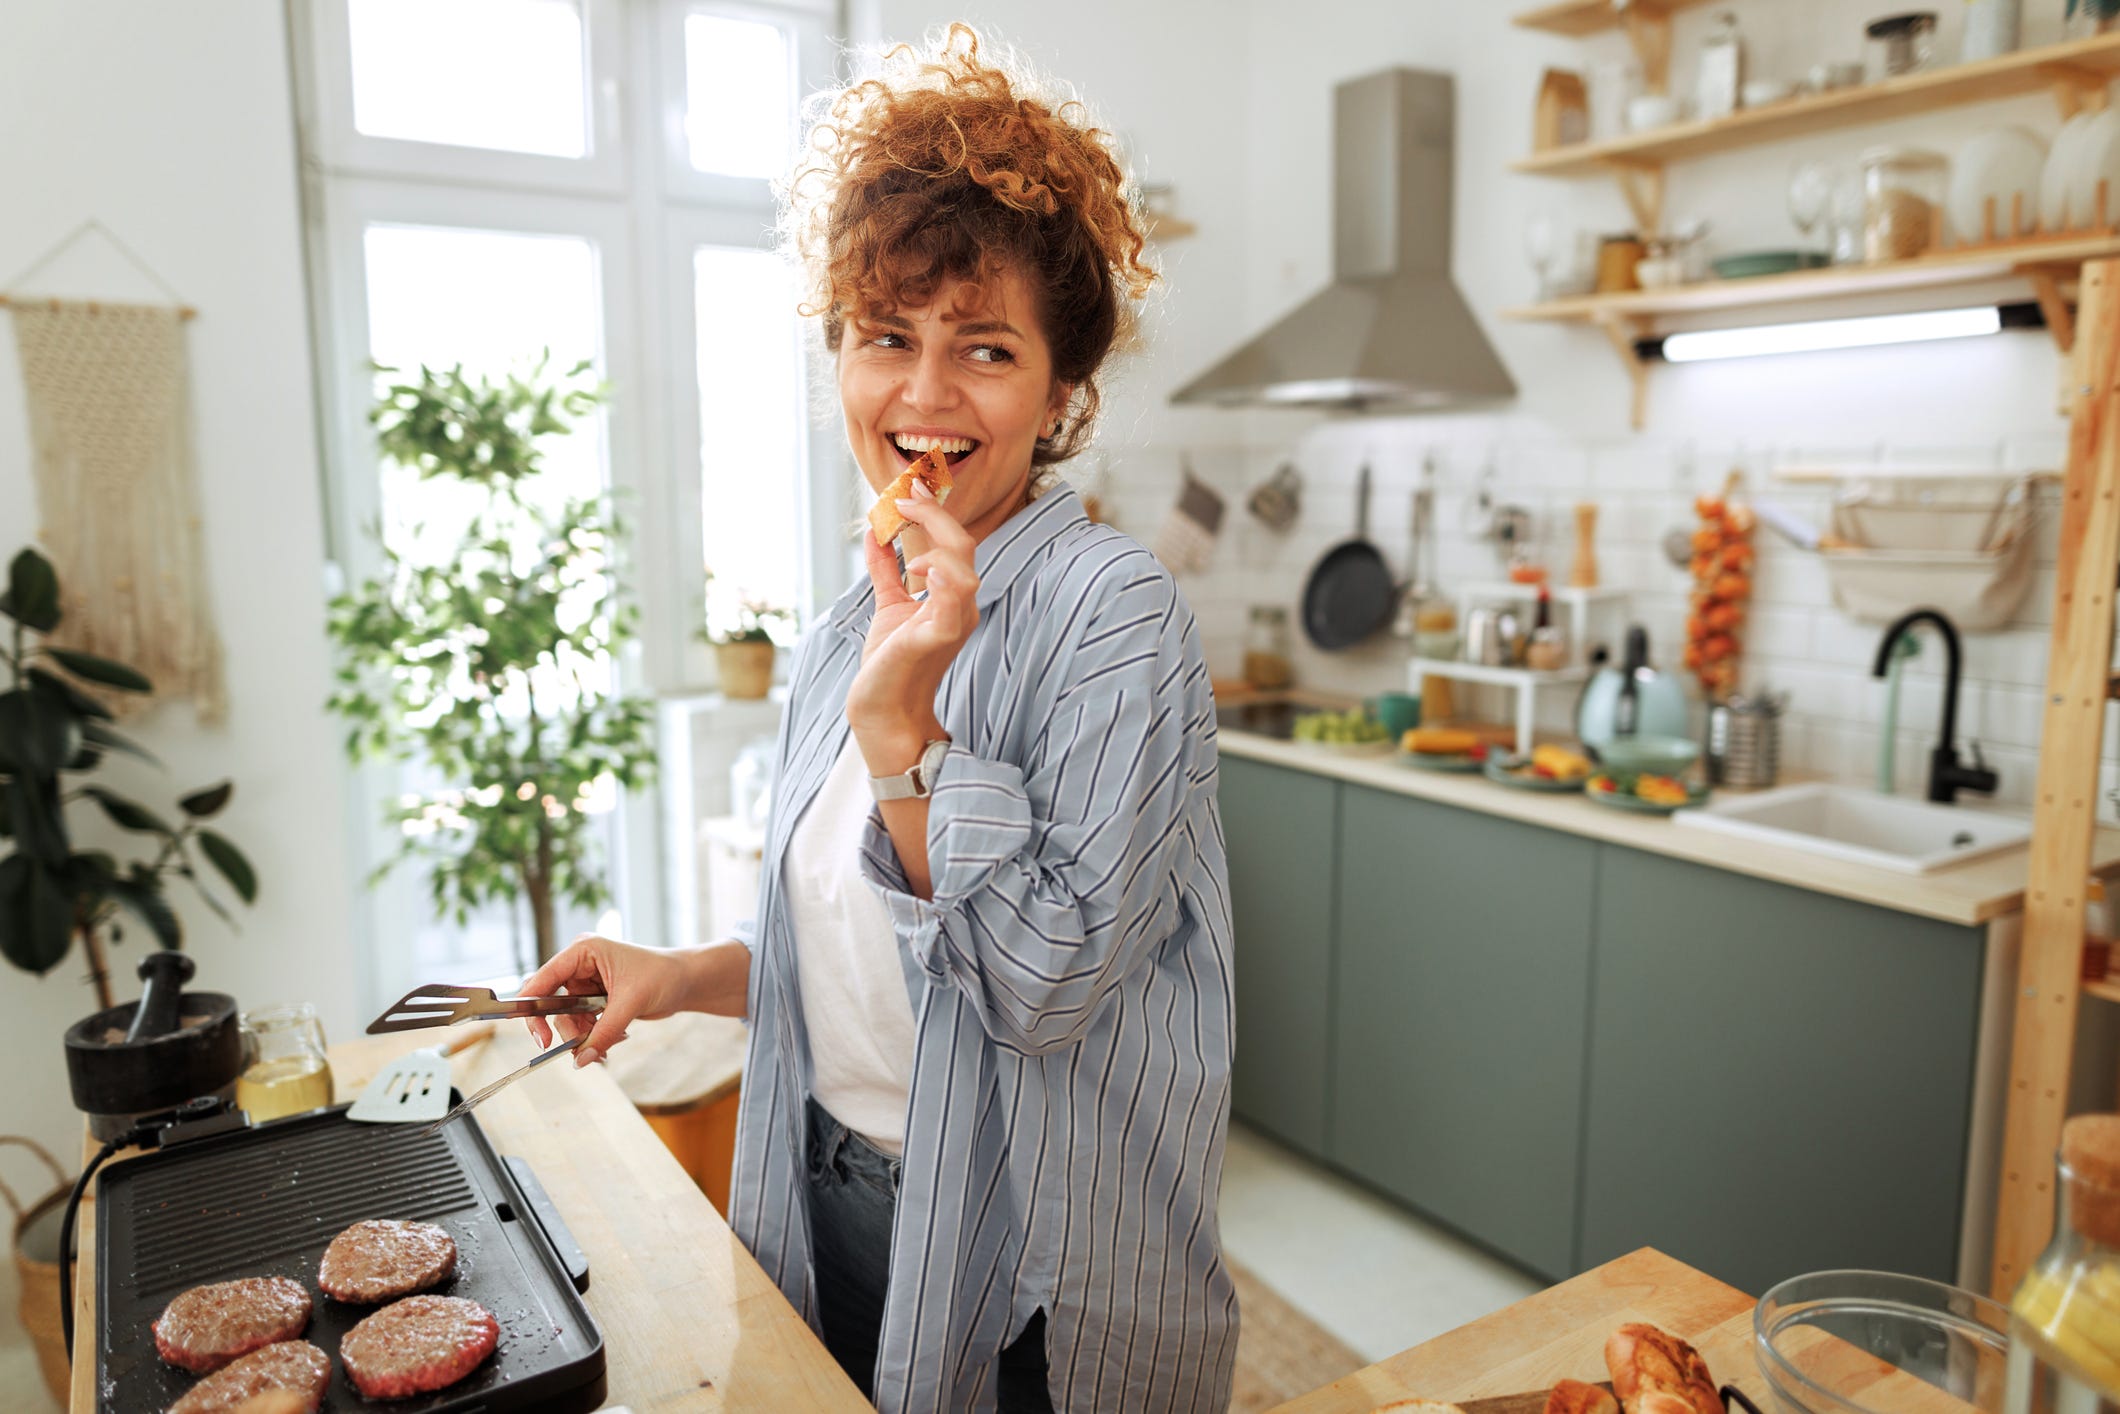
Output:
[873,0,2120,821]
[0,1,354,1162]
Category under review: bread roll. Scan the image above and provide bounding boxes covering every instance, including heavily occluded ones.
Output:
[1605,1323,1721,1414]
[868,450,955,545]
[1547,1379,1620,1414]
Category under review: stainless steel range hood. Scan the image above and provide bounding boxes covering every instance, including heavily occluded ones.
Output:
[1171,69,1516,413]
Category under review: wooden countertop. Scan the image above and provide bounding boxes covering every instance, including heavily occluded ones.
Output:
[1219,731,2120,927]
[1273,1247,1757,1414]
[70,1028,866,1413]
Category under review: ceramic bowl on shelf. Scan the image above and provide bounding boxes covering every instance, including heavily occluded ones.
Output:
[1635,256,1687,289]
[1742,79,1793,108]
[1711,250,1830,280]
[1627,94,1682,132]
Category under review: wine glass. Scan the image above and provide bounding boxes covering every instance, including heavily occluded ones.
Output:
[1788,160,1831,255]
[1524,213,1559,301]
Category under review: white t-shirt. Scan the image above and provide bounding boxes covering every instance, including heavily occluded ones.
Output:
[784,737,918,1155]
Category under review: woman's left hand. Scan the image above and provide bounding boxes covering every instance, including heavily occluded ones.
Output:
[846,476,978,761]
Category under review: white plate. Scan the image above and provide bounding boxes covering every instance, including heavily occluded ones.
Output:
[1950,127,2046,242]
[2042,111,2095,231]
[2076,108,2120,231]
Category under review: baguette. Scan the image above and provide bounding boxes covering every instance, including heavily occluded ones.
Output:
[868,450,955,545]
[1547,1380,1620,1414]
[1605,1323,1720,1414]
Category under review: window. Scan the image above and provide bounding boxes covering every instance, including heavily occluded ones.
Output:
[295,0,844,1010]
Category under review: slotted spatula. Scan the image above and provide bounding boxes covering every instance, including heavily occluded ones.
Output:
[347,1022,497,1124]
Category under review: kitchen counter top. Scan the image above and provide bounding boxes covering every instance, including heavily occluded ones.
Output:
[1219,729,2120,927]
[70,1028,867,1413]
[1272,1247,1757,1414]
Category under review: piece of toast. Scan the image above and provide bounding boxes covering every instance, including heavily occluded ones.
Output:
[1547,1379,1621,1414]
[868,450,955,545]
[1605,1324,1721,1414]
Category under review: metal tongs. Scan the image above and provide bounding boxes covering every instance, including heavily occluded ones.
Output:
[364,984,607,1138]
[415,1036,586,1138]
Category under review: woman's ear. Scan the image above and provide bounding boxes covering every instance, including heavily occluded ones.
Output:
[1043,383,1075,439]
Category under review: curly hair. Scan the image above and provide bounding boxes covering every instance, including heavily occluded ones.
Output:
[780,23,1157,466]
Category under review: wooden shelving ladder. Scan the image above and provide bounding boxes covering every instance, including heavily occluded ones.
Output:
[1990,257,2120,1300]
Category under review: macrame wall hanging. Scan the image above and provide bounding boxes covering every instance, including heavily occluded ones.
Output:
[3,220,225,723]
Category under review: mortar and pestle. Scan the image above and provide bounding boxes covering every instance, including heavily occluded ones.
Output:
[63,953,244,1142]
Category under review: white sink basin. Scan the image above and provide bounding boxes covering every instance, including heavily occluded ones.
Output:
[1673,782,2031,874]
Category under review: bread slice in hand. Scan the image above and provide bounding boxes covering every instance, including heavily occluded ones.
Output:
[1605,1323,1721,1414]
[1547,1379,1620,1414]
[868,450,955,546]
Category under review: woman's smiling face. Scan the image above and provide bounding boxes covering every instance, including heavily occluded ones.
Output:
[838,265,1069,544]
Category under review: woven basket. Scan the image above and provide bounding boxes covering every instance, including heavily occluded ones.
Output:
[2,1136,73,1406]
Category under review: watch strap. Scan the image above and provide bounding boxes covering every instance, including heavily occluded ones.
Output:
[869,737,952,801]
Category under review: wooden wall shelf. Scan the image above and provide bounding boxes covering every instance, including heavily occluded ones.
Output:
[1513,0,1711,39]
[1513,30,2120,179]
[1503,233,2119,327]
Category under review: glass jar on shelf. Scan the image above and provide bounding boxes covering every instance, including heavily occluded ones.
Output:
[2005,1114,2120,1414]
[1242,605,1293,690]
[1862,147,1947,263]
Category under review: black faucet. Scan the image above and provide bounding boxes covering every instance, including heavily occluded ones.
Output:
[1871,608,1997,804]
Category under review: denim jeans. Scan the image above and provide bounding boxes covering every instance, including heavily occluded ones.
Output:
[803,1096,1054,1412]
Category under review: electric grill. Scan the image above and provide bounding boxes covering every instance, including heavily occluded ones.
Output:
[94,1100,604,1413]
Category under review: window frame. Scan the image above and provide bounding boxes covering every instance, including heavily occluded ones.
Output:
[308,0,632,197]
[293,0,847,1011]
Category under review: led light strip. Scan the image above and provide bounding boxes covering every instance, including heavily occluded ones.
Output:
[1659,307,2005,363]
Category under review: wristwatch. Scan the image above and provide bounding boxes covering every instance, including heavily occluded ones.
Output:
[869,738,952,802]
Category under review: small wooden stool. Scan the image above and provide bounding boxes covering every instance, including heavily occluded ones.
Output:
[603,1012,747,1214]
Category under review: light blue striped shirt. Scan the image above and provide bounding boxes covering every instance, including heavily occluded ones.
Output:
[728,484,1239,1412]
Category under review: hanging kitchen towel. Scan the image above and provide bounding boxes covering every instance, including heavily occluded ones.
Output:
[1150,461,1225,576]
[1822,474,2037,631]
[10,300,225,721]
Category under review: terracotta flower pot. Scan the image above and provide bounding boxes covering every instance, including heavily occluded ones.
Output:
[716,640,775,700]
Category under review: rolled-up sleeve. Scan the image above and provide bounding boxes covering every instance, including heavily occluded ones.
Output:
[857,568,1202,1056]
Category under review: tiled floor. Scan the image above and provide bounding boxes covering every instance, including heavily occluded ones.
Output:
[1219,1121,1548,1365]
[0,1121,1547,1414]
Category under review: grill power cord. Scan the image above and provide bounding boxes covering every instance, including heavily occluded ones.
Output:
[58,1096,250,1361]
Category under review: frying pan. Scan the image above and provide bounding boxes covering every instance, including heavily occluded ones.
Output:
[1301,463,1397,649]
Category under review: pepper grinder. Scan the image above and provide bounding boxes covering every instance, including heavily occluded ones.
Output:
[1570,502,1600,588]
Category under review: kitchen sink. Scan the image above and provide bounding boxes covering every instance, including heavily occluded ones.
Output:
[1673,782,2031,874]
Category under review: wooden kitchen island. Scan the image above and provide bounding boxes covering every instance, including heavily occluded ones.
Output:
[68,1028,867,1412]
[1273,1246,1760,1414]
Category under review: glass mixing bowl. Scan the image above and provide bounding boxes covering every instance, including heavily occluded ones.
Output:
[1754,1271,2010,1414]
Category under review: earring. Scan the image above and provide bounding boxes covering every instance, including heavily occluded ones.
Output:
[1042,416,1064,440]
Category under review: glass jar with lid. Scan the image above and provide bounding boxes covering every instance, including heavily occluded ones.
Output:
[2006,1114,2120,1412]
[1243,605,1293,690]
[1862,147,1946,263]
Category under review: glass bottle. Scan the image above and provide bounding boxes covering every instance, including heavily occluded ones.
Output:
[2005,1114,2120,1414]
[236,1002,334,1122]
[1696,13,1744,123]
[1243,606,1293,690]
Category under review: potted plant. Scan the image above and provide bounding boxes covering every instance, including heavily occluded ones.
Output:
[0,546,257,1006]
[699,571,794,701]
[327,356,656,970]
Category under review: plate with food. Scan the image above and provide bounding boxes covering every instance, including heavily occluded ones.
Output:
[1293,708,1396,754]
[1585,770,1708,815]
[1484,744,1594,792]
[1397,726,1490,772]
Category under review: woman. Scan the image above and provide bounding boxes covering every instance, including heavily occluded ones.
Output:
[521,25,1237,1412]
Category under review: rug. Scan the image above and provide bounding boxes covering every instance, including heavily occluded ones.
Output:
[1228,1255,1369,1412]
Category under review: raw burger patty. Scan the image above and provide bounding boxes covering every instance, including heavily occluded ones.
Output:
[167,1340,330,1414]
[153,1277,312,1374]
[317,1219,457,1302]
[340,1294,499,1400]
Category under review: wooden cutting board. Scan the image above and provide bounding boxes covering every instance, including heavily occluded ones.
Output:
[1463,1384,1615,1414]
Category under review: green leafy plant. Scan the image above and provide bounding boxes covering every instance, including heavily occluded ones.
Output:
[0,548,257,1011]
[327,355,656,970]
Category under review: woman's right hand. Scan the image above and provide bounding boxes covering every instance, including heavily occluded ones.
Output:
[517,933,690,1066]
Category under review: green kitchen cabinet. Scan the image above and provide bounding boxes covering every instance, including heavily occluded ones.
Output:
[1579,845,1986,1292]
[1218,755,1338,1157]
[1328,782,1598,1280]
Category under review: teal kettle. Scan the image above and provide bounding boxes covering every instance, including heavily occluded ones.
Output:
[1576,625,1689,752]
